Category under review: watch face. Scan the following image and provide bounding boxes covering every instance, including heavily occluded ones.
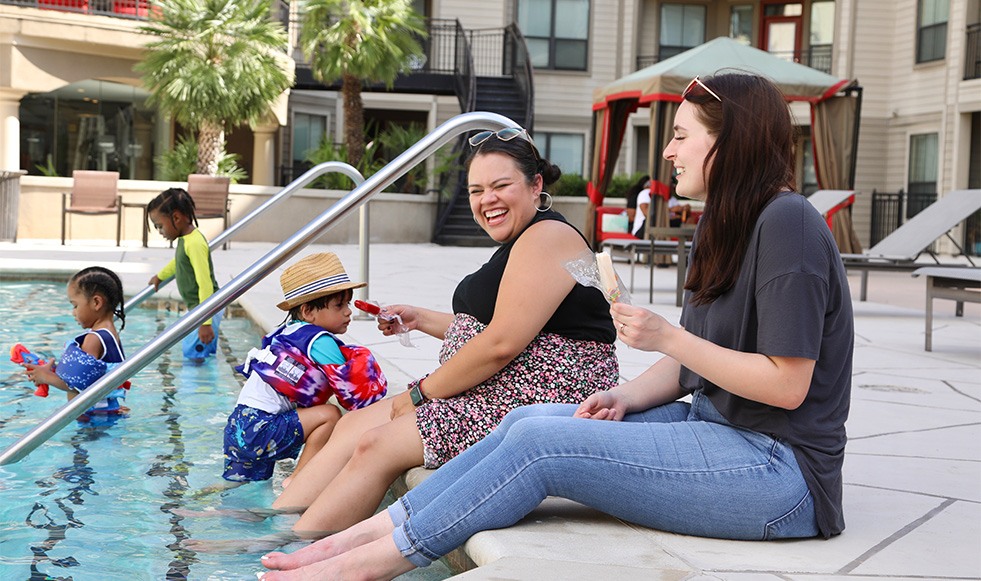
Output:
[410,385,424,406]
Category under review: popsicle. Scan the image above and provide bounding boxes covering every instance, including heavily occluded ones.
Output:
[354,300,382,316]
[595,252,620,302]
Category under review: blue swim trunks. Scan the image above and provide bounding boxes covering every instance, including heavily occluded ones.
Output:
[222,404,303,482]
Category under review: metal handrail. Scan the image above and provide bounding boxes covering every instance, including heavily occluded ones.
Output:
[0,111,519,466]
[123,161,365,313]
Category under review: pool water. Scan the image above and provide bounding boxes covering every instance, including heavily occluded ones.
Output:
[0,281,452,580]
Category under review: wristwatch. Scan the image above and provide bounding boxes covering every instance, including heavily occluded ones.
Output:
[408,376,429,406]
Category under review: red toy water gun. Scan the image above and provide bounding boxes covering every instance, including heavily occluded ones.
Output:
[10,343,50,397]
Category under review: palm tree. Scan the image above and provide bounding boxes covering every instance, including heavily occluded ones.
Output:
[136,0,294,176]
[299,0,426,167]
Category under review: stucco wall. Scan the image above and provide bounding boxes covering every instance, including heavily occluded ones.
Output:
[14,176,593,245]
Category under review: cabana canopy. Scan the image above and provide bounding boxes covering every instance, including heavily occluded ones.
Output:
[587,37,862,251]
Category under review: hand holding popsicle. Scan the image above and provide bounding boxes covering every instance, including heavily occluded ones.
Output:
[354,300,416,347]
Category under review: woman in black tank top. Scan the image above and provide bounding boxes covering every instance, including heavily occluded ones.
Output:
[253,127,618,543]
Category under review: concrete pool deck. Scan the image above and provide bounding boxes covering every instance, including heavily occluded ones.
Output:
[1,238,979,580]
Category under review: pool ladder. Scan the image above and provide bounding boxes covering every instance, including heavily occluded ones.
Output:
[0,111,520,466]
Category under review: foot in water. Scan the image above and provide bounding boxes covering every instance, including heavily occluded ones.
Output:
[182,532,302,555]
[170,507,287,522]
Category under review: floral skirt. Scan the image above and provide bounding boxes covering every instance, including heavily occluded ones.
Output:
[415,313,619,468]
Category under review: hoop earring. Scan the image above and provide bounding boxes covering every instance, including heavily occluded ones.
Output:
[537,192,553,212]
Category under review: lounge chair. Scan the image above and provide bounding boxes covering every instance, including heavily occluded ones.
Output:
[842,189,981,300]
[807,189,857,215]
[911,267,981,351]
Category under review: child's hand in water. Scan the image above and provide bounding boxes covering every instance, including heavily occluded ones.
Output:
[198,324,215,345]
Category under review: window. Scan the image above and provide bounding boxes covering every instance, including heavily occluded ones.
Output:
[292,112,327,165]
[660,4,706,60]
[808,0,835,73]
[809,1,835,45]
[730,5,753,45]
[908,132,939,214]
[537,132,584,176]
[517,0,590,71]
[917,0,948,63]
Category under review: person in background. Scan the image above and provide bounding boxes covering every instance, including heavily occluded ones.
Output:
[623,174,650,227]
[147,187,222,363]
[259,72,853,580]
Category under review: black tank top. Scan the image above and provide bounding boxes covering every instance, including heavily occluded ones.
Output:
[452,210,616,343]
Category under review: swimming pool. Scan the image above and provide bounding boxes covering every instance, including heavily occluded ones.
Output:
[0,280,451,580]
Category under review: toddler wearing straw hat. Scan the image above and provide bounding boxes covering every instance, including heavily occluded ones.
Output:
[221,252,387,485]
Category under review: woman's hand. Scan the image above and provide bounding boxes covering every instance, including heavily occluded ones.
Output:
[389,391,415,420]
[611,303,677,352]
[149,275,161,291]
[574,390,627,421]
[377,305,416,336]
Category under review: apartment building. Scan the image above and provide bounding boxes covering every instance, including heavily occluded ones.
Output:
[1,0,978,247]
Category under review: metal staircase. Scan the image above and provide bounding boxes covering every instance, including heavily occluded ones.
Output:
[432,24,536,247]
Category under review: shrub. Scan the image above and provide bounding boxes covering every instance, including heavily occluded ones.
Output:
[155,135,247,183]
[550,173,588,197]
[605,172,648,199]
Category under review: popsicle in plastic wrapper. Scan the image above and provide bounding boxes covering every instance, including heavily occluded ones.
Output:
[561,248,631,305]
[354,300,416,347]
[595,252,621,303]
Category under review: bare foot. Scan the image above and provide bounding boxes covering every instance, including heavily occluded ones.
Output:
[262,510,395,571]
[260,537,412,581]
[281,476,292,489]
[170,507,286,522]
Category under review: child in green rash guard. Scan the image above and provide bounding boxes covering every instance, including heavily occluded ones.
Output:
[147,187,223,363]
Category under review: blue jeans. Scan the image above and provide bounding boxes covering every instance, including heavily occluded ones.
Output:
[390,391,818,567]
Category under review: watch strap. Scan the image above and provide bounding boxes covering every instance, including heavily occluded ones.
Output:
[408,376,429,406]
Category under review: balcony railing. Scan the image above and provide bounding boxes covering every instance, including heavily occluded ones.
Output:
[1,0,152,19]
[636,44,833,75]
[966,23,981,80]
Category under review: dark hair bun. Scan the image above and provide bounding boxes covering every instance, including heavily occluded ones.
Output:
[540,160,562,187]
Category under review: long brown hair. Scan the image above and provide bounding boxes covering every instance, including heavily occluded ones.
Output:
[683,73,797,304]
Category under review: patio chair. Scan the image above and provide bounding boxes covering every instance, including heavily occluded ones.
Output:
[61,170,121,246]
[187,174,231,249]
[842,189,981,300]
[807,189,857,215]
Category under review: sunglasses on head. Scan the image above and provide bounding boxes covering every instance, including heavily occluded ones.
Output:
[468,127,536,148]
[683,76,723,103]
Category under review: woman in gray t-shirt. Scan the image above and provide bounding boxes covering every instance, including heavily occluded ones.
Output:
[260,73,852,580]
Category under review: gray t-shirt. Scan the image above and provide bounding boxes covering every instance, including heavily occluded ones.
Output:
[679,192,853,538]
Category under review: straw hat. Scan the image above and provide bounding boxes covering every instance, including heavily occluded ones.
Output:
[276,252,366,310]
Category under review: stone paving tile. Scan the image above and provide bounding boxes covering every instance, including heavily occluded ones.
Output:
[849,499,981,578]
[450,557,689,581]
[648,487,946,575]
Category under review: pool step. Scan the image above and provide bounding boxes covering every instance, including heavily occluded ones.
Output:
[392,467,693,580]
